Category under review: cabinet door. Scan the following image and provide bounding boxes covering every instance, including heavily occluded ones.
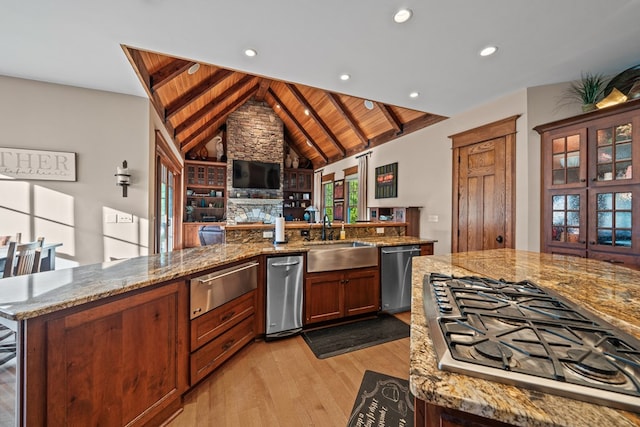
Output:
[589,114,639,186]
[289,171,298,190]
[588,186,639,263]
[344,268,380,317]
[544,189,587,251]
[305,271,344,324]
[544,127,587,189]
[43,282,187,427]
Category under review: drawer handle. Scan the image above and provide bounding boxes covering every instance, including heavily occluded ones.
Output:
[198,262,259,284]
[221,311,235,322]
[222,339,235,351]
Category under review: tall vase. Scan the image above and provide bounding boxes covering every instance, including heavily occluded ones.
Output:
[292,156,299,169]
[285,154,292,168]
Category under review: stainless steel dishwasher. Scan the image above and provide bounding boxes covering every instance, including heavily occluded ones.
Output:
[266,255,303,339]
[380,245,421,313]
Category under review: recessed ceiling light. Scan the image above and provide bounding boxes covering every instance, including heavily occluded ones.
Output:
[394,8,413,24]
[340,73,351,81]
[479,46,498,57]
[244,48,257,57]
[364,100,374,110]
[187,63,200,75]
[304,109,310,116]
[409,92,419,98]
[306,140,313,147]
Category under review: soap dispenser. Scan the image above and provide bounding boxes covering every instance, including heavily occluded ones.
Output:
[339,222,346,240]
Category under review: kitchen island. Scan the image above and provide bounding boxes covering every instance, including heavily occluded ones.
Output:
[410,249,640,427]
[0,235,434,427]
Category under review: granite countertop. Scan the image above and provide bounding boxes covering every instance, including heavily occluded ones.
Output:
[0,236,435,321]
[410,249,640,427]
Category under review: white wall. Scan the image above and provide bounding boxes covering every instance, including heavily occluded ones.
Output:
[0,76,151,267]
[321,84,580,255]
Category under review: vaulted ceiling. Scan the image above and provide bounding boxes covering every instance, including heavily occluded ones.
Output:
[124,47,446,168]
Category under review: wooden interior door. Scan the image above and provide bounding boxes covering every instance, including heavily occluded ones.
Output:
[451,116,518,252]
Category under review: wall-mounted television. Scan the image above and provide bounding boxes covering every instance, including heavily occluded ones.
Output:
[232,160,281,189]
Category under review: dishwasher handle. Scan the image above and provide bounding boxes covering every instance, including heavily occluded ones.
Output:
[197,262,259,284]
[381,248,420,255]
[271,261,300,267]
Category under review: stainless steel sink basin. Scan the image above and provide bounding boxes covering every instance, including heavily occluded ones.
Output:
[306,241,378,272]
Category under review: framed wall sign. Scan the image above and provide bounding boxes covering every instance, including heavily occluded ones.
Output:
[0,147,77,181]
[375,162,397,199]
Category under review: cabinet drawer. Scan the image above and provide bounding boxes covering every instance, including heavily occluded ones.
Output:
[190,290,255,351]
[190,315,255,385]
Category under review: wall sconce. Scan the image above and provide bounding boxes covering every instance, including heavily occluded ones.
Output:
[115,160,130,197]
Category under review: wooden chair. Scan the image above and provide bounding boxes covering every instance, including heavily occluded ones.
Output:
[2,237,45,278]
[0,236,43,365]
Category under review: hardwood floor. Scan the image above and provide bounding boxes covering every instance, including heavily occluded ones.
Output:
[0,313,410,426]
[167,312,411,427]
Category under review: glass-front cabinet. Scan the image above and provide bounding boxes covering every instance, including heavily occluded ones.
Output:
[549,129,587,187]
[536,99,640,268]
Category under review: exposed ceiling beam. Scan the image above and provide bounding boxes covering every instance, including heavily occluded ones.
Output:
[255,78,271,101]
[180,83,259,154]
[151,59,195,92]
[123,47,177,139]
[165,68,233,120]
[325,92,369,149]
[285,84,346,158]
[266,89,328,164]
[376,102,403,134]
[175,74,256,137]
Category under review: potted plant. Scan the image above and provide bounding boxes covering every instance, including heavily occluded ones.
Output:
[564,72,608,112]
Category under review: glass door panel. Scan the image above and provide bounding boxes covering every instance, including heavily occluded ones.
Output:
[550,193,584,244]
[593,191,633,248]
[595,123,632,182]
[551,133,582,185]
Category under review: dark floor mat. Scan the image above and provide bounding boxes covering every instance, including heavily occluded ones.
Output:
[302,314,410,359]
[347,370,414,427]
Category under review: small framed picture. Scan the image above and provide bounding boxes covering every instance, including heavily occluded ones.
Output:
[334,179,344,200]
[375,162,398,199]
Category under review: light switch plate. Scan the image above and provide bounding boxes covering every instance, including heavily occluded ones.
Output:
[105,213,117,223]
[427,215,439,222]
[376,227,384,234]
[117,213,133,223]
[263,231,273,239]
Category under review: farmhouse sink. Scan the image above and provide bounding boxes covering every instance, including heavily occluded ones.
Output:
[306,241,378,273]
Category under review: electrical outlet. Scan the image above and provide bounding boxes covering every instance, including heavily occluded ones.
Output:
[263,231,274,239]
[376,227,384,234]
[427,215,439,222]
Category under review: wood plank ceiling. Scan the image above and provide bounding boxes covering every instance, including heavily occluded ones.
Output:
[124,46,447,169]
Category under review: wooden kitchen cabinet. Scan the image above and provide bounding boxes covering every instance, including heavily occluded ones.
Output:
[283,168,314,221]
[304,266,379,325]
[415,398,512,427]
[189,290,256,385]
[535,99,640,268]
[183,160,227,247]
[28,281,188,427]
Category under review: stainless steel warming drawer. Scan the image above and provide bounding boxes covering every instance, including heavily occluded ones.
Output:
[189,261,258,319]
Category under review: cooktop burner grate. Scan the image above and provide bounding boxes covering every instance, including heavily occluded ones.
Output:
[423,273,640,412]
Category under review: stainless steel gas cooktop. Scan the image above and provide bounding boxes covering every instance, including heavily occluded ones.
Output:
[423,273,640,413]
